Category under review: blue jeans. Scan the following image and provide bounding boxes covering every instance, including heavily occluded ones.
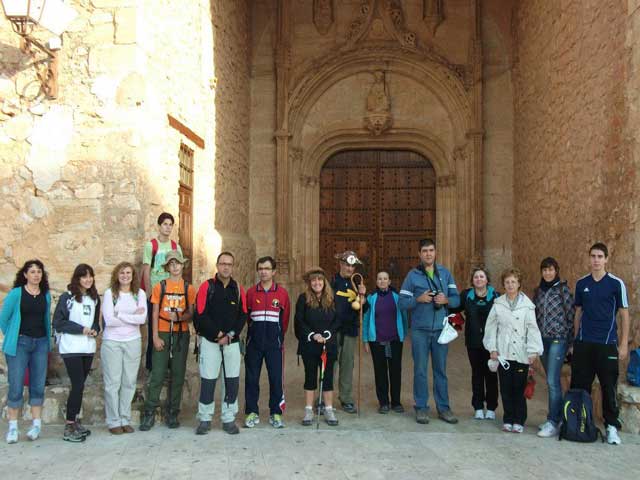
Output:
[5,335,49,408]
[540,338,567,425]
[411,329,450,412]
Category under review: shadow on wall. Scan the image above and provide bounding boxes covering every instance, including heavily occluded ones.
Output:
[0,41,35,80]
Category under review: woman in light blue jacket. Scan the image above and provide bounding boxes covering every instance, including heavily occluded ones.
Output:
[0,260,51,444]
[363,271,408,413]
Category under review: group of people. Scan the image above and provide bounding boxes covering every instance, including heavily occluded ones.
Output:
[0,212,630,447]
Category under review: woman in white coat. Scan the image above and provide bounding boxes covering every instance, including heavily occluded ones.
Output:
[483,268,543,433]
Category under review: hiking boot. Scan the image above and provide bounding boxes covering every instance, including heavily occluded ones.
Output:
[606,425,621,445]
[75,420,91,437]
[139,410,155,431]
[392,404,405,413]
[166,411,180,429]
[269,414,285,429]
[512,424,524,434]
[324,407,339,426]
[302,406,314,426]
[244,412,260,428]
[485,410,496,420]
[438,410,458,424]
[341,402,357,414]
[416,408,429,424]
[109,427,124,435]
[195,421,211,435]
[474,409,485,420]
[26,424,41,441]
[537,421,559,438]
[63,423,86,443]
[6,426,18,444]
[378,405,390,414]
[122,425,134,434]
[222,422,239,435]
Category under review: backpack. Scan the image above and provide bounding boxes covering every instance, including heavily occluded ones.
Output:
[558,389,603,442]
[140,238,178,290]
[158,279,190,316]
[626,348,640,386]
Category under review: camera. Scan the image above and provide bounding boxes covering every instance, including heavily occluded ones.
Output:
[429,290,443,310]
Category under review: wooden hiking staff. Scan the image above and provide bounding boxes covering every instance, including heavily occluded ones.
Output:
[351,273,364,417]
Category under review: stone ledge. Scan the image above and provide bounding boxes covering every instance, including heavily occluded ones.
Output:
[619,383,640,434]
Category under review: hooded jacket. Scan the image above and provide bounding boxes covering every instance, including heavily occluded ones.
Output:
[483,292,544,364]
[53,292,101,356]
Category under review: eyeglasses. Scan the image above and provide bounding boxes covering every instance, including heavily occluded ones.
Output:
[217,262,233,267]
[257,267,273,271]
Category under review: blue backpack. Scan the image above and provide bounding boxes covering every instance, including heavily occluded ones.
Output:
[627,348,640,386]
[558,389,603,442]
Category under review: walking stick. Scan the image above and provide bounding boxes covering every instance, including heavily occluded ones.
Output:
[350,273,364,418]
[220,342,229,408]
[167,315,174,418]
[317,345,327,430]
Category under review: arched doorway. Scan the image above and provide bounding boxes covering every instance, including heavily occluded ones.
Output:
[319,150,436,288]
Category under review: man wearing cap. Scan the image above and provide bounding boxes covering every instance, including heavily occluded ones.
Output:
[333,250,367,414]
[399,238,460,425]
[140,251,196,431]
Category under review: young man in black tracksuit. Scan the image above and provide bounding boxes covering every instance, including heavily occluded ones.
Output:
[193,252,247,435]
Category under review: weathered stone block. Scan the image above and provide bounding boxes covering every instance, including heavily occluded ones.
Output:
[88,45,137,76]
[75,183,105,199]
[91,0,135,7]
[115,8,137,44]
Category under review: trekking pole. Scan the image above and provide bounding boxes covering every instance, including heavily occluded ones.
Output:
[351,273,364,418]
[167,314,174,418]
[220,342,229,408]
[316,345,327,430]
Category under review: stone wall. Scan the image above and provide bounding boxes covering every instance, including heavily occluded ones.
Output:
[512,0,637,326]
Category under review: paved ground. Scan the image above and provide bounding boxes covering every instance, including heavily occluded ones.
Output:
[2,339,638,479]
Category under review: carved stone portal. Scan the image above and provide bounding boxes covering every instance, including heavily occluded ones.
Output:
[364,71,393,135]
[424,0,444,36]
[313,0,334,35]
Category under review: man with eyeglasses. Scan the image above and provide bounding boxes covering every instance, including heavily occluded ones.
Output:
[243,256,291,429]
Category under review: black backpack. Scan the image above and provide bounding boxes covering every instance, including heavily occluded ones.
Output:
[558,389,603,442]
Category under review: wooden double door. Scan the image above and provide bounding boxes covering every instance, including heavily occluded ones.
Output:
[319,150,436,290]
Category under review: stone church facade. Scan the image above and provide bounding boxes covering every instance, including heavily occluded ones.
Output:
[1,0,639,411]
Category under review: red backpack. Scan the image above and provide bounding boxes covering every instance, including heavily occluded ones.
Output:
[141,238,177,290]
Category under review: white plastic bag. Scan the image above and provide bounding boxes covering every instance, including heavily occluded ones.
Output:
[437,314,458,344]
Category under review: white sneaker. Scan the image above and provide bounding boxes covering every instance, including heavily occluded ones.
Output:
[485,410,496,420]
[26,425,41,441]
[502,423,513,432]
[606,425,621,445]
[6,427,18,444]
[474,409,484,420]
[244,413,260,428]
[512,424,524,433]
[537,421,558,438]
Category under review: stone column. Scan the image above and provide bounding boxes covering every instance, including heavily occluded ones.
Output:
[436,174,457,270]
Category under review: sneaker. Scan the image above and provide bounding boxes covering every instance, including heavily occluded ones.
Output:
[502,423,513,432]
[324,407,339,426]
[139,410,155,431]
[438,410,459,424]
[474,409,485,420]
[416,408,430,424]
[6,427,18,444]
[195,421,211,435]
[222,421,240,435]
[485,410,496,420]
[512,424,524,433]
[26,425,41,441]
[378,405,390,414]
[606,425,621,445]
[269,414,285,429]
[537,421,559,438]
[122,425,134,434]
[244,413,260,428]
[341,402,357,414]
[392,404,405,413]
[63,423,86,443]
[302,406,314,426]
[75,420,91,437]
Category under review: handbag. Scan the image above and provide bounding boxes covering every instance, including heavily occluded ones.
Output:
[437,314,458,344]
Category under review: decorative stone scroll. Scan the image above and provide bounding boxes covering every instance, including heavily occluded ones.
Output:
[364,71,393,135]
[313,0,334,35]
[424,0,444,36]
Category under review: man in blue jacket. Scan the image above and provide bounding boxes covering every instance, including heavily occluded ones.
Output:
[399,238,460,425]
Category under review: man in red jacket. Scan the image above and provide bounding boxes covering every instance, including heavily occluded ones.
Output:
[243,256,291,429]
[193,252,247,435]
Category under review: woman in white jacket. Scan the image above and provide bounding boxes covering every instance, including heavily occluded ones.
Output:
[483,268,543,433]
[53,264,101,442]
[101,262,147,434]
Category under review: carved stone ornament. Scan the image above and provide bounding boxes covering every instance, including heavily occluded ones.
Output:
[345,0,417,50]
[424,0,444,36]
[364,71,393,135]
[313,0,334,36]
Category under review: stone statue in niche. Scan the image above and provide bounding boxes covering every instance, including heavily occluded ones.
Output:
[313,0,334,35]
[424,0,444,36]
[364,71,393,135]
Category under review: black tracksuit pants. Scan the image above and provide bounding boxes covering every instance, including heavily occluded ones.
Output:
[467,347,498,411]
[570,340,621,429]
[369,340,403,407]
[498,360,528,425]
[63,355,93,421]
[244,340,284,415]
